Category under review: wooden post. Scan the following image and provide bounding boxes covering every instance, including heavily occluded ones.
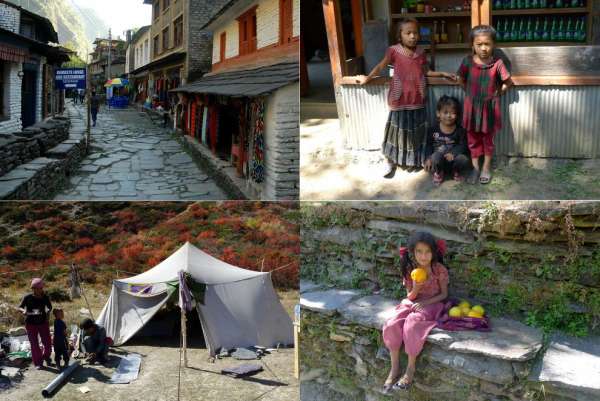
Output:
[293,321,299,379]
[300,37,310,97]
[322,0,347,85]
[480,0,491,26]
[181,308,188,367]
[471,0,480,27]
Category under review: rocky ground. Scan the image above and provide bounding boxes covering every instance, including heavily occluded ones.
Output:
[0,287,299,401]
[300,118,600,200]
[54,104,228,200]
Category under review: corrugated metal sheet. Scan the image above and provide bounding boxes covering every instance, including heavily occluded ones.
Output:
[339,84,600,158]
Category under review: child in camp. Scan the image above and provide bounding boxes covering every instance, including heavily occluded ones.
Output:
[457,25,513,185]
[52,308,70,370]
[423,95,470,185]
[356,18,457,178]
[382,231,448,392]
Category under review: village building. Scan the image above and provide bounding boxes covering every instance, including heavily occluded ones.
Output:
[88,37,127,94]
[313,0,600,158]
[172,0,300,200]
[125,25,151,104]
[0,0,70,132]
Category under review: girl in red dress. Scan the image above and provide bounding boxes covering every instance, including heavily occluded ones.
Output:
[357,18,457,178]
[381,231,449,392]
[457,25,514,184]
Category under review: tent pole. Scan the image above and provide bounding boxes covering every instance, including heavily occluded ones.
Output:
[181,307,188,367]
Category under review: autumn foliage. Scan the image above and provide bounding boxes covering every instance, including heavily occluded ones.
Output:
[0,202,299,288]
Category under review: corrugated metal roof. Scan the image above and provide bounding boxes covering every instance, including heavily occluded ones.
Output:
[171,62,298,97]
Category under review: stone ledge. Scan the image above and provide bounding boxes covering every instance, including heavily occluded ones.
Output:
[529,333,600,401]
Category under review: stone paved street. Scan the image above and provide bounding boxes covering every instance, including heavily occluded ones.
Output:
[55,104,228,200]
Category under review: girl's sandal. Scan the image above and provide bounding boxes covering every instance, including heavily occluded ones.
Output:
[392,375,412,391]
[383,165,397,179]
[467,169,480,185]
[432,171,444,186]
[479,170,492,184]
[382,376,399,394]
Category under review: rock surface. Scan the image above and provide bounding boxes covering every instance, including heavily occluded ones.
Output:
[300,288,361,315]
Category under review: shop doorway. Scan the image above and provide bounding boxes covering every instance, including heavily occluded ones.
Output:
[21,63,37,128]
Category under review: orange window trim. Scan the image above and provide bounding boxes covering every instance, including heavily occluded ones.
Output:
[220,32,226,62]
[237,5,258,56]
[279,0,293,45]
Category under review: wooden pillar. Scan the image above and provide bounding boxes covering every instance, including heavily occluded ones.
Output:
[471,0,480,27]
[471,0,491,27]
[351,0,364,56]
[322,0,346,86]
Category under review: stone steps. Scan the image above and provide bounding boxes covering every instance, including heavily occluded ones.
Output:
[300,281,600,401]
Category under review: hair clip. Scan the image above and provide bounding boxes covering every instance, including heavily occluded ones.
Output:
[437,239,447,256]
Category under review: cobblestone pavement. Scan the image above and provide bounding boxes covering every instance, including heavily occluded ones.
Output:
[55,104,228,200]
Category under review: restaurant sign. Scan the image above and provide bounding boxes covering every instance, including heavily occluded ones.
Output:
[55,68,86,89]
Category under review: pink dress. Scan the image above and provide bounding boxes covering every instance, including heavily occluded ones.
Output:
[382,263,449,356]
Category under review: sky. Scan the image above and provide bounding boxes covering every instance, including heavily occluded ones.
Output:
[70,0,152,40]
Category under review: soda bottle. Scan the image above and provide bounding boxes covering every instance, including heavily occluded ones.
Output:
[565,18,573,41]
[542,17,549,40]
[509,0,517,8]
[441,20,448,43]
[550,17,557,40]
[457,23,464,43]
[510,18,518,41]
[519,18,526,40]
[494,0,504,9]
[579,17,586,42]
[557,17,564,40]
[540,0,547,7]
[526,18,534,41]
[555,0,563,8]
[531,0,539,7]
[534,17,541,41]
[524,0,530,7]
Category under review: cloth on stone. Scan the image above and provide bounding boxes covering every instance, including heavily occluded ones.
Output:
[231,348,259,360]
[221,363,263,378]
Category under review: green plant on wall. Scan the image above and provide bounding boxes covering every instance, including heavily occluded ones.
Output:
[504,282,527,314]
[526,286,590,337]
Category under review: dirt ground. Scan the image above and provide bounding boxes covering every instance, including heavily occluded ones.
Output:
[0,287,299,401]
[300,118,600,200]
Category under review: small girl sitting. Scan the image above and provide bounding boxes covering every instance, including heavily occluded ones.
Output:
[382,231,449,392]
[457,25,513,184]
[423,96,470,186]
[356,18,456,178]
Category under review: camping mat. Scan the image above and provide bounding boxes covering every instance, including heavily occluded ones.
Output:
[109,353,142,384]
[221,363,263,378]
[231,348,258,360]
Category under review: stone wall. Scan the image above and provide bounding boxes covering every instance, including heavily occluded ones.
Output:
[0,2,19,33]
[263,82,299,200]
[0,62,23,133]
[301,202,600,334]
[0,112,87,200]
[300,201,600,401]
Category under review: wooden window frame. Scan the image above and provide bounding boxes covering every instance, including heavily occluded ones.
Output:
[162,27,169,52]
[219,32,226,62]
[237,6,258,56]
[153,0,160,21]
[173,15,183,48]
[153,35,160,57]
[163,0,170,12]
[279,0,293,45]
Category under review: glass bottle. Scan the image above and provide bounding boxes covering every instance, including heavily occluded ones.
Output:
[557,17,564,40]
[441,20,448,43]
[542,17,550,41]
[531,0,539,7]
[509,0,516,9]
[565,18,573,41]
[519,18,526,41]
[494,0,504,9]
[578,17,586,42]
[550,17,557,40]
[526,17,533,41]
[533,18,541,41]
[503,18,510,41]
[540,0,547,7]
[433,20,440,43]
[417,0,425,13]
[510,18,518,41]
[555,0,563,8]
[457,23,464,43]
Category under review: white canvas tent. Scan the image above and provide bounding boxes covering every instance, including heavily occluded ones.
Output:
[96,242,293,356]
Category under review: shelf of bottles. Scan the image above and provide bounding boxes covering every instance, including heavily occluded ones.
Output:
[492,0,590,45]
[390,0,473,48]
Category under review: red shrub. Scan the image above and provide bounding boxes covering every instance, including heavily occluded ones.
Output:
[1,245,17,258]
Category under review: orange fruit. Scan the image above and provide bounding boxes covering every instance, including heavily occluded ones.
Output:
[458,300,471,309]
[472,305,485,315]
[468,310,484,318]
[410,268,428,283]
[449,307,462,318]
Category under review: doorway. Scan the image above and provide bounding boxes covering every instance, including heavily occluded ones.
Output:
[21,63,37,128]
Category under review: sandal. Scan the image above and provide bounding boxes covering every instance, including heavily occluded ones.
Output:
[392,374,412,391]
[382,374,399,394]
[432,171,444,186]
[467,169,479,185]
[383,165,396,179]
[453,171,465,182]
[479,170,492,184]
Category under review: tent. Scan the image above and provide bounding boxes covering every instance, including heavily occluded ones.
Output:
[96,242,293,356]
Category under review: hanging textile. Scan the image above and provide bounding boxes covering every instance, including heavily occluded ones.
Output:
[178,271,193,312]
[250,99,265,183]
[201,106,208,145]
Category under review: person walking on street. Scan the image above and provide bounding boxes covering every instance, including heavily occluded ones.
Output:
[90,90,100,127]
[19,278,53,369]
